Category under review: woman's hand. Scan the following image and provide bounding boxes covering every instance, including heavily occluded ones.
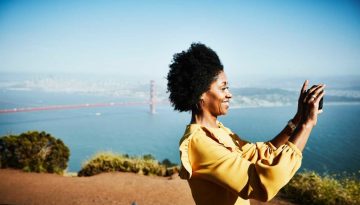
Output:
[299,81,326,127]
[294,80,309,123]
[288,81,325,151]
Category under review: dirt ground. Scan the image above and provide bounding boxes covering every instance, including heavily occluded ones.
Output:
[0,169,297,205]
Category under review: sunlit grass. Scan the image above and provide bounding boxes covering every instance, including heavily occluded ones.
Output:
[281,170,360,205]
[78,151,179,177]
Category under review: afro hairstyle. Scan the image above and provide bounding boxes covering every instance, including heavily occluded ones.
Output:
[167,43,224,112]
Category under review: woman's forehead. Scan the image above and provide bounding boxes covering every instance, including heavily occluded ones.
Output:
[216,71,228,85]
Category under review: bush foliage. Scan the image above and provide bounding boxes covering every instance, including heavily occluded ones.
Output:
[78,152,179,177]
[281,170,360,205]
[0,131,70,174]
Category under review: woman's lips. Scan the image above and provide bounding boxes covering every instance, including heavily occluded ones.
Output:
[222,101,230,108]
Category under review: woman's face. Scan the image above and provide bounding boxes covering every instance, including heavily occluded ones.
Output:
[201,71,232,116]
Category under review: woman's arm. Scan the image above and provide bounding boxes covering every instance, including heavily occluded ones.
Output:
[270,80,308,148]
[270,114,300,148]
[289,83,325,151]
[270,80,325,150]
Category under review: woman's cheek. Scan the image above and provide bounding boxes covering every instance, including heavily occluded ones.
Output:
[218,103,225,115]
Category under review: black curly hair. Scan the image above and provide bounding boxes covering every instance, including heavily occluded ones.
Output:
[167,43,224,112]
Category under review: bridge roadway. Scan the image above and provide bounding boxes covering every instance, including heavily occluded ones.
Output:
[0,101,155,114]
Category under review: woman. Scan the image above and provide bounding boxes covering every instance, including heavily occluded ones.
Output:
[166,43,325,205]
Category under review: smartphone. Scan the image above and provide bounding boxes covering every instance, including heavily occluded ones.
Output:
[319,97,323,110]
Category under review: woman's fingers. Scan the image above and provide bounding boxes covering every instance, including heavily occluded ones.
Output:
[303,85,317,102]
[315,89,325,104]
[298,80,309,104]
[310,85,325,101]
[301,80,308,94]
[308,84,322,95]
[299,82,326,126]
[304,84,325,102]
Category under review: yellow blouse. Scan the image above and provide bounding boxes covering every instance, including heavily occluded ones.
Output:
[179,121,302,205]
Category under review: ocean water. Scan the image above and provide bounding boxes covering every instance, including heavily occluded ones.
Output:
[0,91,359,175]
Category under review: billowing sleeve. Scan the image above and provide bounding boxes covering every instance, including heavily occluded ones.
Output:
[240,141,278,163]
[188,131,302,202]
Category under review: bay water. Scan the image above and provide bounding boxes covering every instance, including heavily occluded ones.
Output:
[1,91,359,174]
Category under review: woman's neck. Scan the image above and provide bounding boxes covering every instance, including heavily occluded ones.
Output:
[191,111,218,128]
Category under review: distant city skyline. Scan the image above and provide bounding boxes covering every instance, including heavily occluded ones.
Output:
[1,0,359,82]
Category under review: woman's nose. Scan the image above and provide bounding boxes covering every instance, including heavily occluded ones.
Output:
[226,91,232,99]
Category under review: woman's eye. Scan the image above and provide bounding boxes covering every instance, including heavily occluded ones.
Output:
[222,87,229,91]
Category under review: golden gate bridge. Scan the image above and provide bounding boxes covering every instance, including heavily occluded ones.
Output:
[0,80,161,114]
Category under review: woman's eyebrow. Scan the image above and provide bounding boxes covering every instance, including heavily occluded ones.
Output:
[220,81,228,86]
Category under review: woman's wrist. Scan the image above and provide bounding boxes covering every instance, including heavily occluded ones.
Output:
[298,119,315,129]
[286,114,301,133]
[287,120,297,133]
[292,113,301,125]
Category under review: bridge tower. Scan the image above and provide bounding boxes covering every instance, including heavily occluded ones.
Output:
[150,80,156,114]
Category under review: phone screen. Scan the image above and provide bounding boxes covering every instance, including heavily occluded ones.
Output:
[319,97,323,110]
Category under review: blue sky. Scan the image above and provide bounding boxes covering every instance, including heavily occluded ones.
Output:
[0,0,359,82]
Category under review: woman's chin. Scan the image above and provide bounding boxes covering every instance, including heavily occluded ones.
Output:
[220,108,229,115]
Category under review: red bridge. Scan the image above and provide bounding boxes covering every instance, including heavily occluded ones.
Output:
[0,80,165,114]
[0,101,154,114]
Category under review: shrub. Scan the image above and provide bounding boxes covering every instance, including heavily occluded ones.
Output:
[161,158,177,167]
[281,170,360,205]
[0,131,70,174]
[78,152,179,177]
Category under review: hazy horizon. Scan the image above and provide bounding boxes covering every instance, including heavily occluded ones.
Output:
[1,70,359,89]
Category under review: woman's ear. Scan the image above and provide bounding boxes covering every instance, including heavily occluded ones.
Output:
[200,93,206,104]
[194,96,204,113]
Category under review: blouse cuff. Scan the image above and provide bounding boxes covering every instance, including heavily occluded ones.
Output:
[266,141,277,151]
[285,141,303,157]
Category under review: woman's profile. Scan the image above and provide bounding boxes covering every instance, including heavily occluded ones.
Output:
[166,43,325,205]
